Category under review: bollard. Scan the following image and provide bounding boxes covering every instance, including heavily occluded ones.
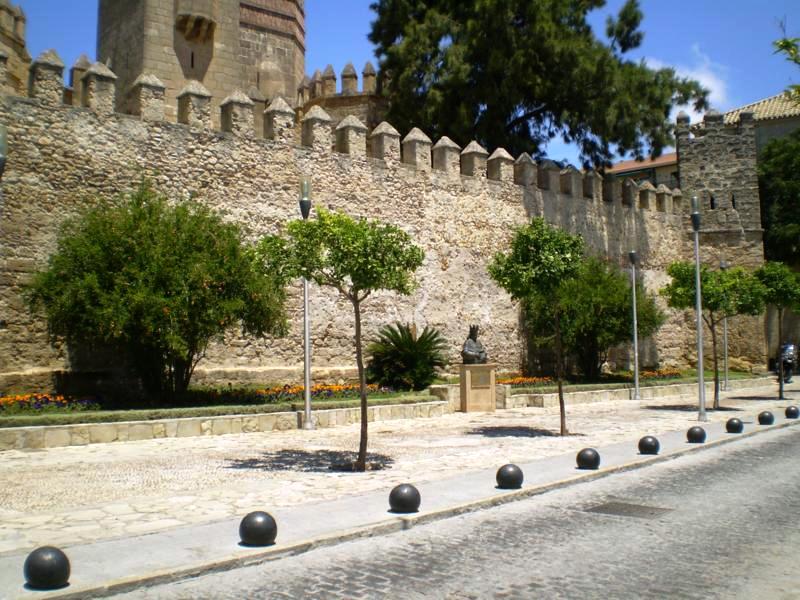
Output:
[239,511,278,547]
[686,426,706,443]
[638,435,660,455]
[785,406,799,419]
[23,547,70,590]
[576,448,601,470]
[725,418,744,434]
[389,483,421,513]
[758,411,774,425]
[496,464,524,489]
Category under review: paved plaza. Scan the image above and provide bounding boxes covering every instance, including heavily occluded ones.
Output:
[0,380,795,558]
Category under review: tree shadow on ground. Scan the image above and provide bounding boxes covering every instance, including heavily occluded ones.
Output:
[468,426,583,438]
[725,395,785,402]
[225,449,394,473]
[642,404,741,412]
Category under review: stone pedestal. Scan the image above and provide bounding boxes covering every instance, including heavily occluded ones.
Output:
[459,363,496,412]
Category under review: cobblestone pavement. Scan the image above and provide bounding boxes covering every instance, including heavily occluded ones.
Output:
[0,383,796,554]
[113,423,800,600]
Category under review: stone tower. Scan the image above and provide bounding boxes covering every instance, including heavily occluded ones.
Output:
[97,0,305,123]
[0,0,29,95]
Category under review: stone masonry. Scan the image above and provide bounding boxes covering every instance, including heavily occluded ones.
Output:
[0,49,767,393]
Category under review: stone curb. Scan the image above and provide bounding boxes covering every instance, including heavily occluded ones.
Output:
[32,416,800,599]
[0,401,449,452]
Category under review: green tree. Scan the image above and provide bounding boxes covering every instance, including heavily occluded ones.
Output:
[758,128,800,265]
[661,262,765,409]
[774,33,800,104]
[27,182,288,399]
[554,257,664,379]
[260,209,424,471]
[367,322,448,390]
[755,261,800,399]
[369,0,708,165]
[489,218,584,435]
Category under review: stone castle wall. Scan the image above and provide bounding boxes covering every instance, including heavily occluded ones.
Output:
[0,56,736,394]
[676,110,767,369]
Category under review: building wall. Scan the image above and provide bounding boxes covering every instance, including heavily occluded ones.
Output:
[0,73,729,394]
[675,111,767,369]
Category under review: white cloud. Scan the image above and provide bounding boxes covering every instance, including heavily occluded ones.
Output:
[646,44,731,125]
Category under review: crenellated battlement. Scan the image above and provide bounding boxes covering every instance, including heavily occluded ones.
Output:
[15,49,687,214]
[298,61,381,104]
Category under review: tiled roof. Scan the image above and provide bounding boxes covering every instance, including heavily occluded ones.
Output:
[724,93,800,124]
[606,152,677,175]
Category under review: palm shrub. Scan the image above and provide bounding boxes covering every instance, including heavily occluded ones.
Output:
[366,323,448,391]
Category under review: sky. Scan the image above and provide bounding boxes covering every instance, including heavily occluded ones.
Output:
[15,0,800,165]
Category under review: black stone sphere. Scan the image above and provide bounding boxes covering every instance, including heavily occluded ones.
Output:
[496,464,524,489]
[23,546,70,590]
[786,406,800,419]
[389,483,421,513]
[638,436,660,455]
[758,411,775,425]
[686,426,706,444]
[239,511,277,547]
[576,448,601,470]
[726,418,744,434]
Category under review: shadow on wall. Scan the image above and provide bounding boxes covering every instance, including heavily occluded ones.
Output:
[174,28,214,83]
[54,339,141,402]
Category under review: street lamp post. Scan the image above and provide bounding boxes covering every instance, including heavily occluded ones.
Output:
[720,259,729,392]
[691,196,707,422]
[629,250,641,401]
[299,176,314,430]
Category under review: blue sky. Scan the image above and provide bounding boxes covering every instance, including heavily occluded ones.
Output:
[16,0,800,164]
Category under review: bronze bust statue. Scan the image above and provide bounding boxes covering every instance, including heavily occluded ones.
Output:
[461,324,488,364]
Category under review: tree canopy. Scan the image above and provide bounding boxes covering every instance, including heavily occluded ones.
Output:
[758,128,800,266]
[755,261,800,398]
[552,257,664,379]
[259,209,424,471]
[489,218,585,434]
[369,0,708,165]
[774,33,800,104]
[27,182,288,398]
[661,262,765,408]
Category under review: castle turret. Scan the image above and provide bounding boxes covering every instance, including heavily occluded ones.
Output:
[97,0,305,122]
[0,0,29,94]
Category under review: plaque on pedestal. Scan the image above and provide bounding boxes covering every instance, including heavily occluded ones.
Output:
[460,363,496,412]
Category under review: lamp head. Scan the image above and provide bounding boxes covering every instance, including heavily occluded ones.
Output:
[720,259,729,270]
[690,195,701,232]
[628,251,637,265]
[299,176,311,220]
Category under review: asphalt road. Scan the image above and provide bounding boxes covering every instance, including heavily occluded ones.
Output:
[113,426,800,599]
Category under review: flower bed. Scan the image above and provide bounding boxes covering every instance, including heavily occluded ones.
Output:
[0,394,101,414]
[496,376,554,387]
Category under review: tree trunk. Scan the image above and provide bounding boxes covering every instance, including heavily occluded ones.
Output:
[554,313,567,436]
[778,307,785,400]
[710,318,720,410]
[353,299,369,472]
